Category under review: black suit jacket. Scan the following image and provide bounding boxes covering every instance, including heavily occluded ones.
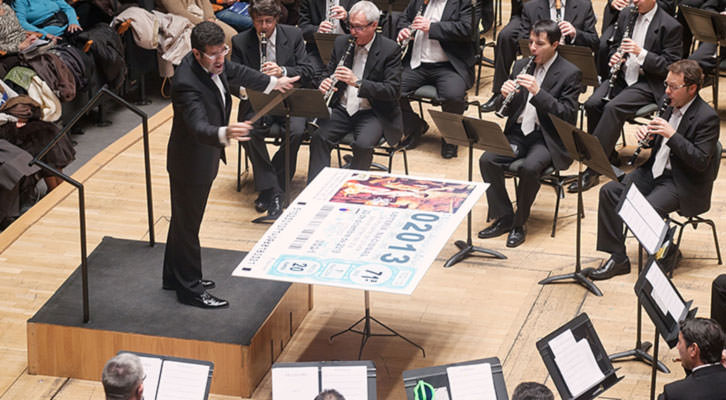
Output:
[298,0,359,54]
[601,0,676,30]
[503,55,581,170]
[642,95,720,217]
[396,0,477,88]
[658,364,726,400]
[321,34,403,145]
[608,5,682,100]
[519,0,599,51]
[167,53,271,185]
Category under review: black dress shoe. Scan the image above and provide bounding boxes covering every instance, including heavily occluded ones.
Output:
[254,190,273,213]
[177,290,229,309]
[590,257,631,280]
[163,279,216,291]
[441,139,458,159]
[479,94,502,113]
[567,170,600,193]
[478,217,513,239]
[506,226,526,248]
[402,120,429,150]
[267,194,283,218]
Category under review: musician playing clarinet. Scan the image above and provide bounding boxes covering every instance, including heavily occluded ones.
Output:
[307,1,402,181]
[571,0,681,193]
[478,20,581,248]
[591,60,720,280]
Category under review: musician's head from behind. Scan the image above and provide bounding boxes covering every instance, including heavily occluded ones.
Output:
[314,389,346,400]
[348,1,379,46]
[251,0,281,39]
[512,382,554,400]
[665,59,703,109]
[633,0,656,14]
[529,20,560,66]
[102,353,144,400]
[676,317,725,372]
[191,21,228,76]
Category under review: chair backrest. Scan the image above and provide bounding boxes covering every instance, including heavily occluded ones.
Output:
[711,141,722,182]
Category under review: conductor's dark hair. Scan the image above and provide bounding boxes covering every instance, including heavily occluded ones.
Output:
[679,317,726,364]
[531,19,561,45]
[512,382,555,400]
[314,389,346,400]
[191,21,225,52]
[668,59,704,90]
[250,0,282,18]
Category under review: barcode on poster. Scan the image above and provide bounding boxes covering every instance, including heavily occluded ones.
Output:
[289,205,334,249]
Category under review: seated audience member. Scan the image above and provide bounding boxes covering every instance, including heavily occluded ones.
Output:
[478,20,581,248]
[307,1,402,182]
[210,0,253,32]
[713,274,726,332]
[231,0,313,217]
[590,60,719,281]
[102,353,145,400]
[298,0,358,79]
[315,389,346,400]
[0,0,40,54]
[658,318,726,400]
[9,0,83,40]
[156,0,238,50]
[512,382,555,400]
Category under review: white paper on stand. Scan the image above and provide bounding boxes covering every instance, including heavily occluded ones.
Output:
[272,366,320,400]
[320,365,368,400]
[548,329,605,398]
[155,361,209,400]
[446,363,497,399]
[137,356,162,400]
[645,261,686,320]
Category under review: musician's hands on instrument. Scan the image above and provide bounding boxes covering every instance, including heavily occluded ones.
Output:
[319,77,335,95]
[411,16,431,33]
[330,5,347,20]
[635,125,650,143]
[558,21,576,38]
[620,38,642,57]
[226,121,253,141]
[501,79,518,98]
[334,65,358,86]
[609,51,623,67]
[274,75,299,92]
[516,73,539,96]
[646,116,675,139]
[318,20,334,33]
[261,61,284,77]
[611,0,629,11]
[397,28,411,43]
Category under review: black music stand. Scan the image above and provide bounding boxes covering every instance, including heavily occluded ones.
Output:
[681,6,726,113]
[538,115,617,296]
[247,88,329,223]
[313,32,342,65]
[427,110,508,268]
[122,351,215,400]
[634,258,697,400]
[537,313,623,400]
[402,357,508,400]
[607,182,673,373]
[272,360,376,400]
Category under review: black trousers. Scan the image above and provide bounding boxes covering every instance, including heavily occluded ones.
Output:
[585,79,657,157]
[712,274,726,332]
[399,62,468,137]
[244,115,306,194]
[163,177,213,296]
[491,17,522,95]
[597,168,679,258]
[688,42,719,73]
[479,126,552,228]
[307,106,382,182]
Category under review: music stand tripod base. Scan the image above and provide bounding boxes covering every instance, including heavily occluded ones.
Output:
[608,343,670,373]
[444,240,507,268]
[538,267,602,296]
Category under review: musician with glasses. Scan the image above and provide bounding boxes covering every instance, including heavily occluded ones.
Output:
[307,1,402,181]
[231,0,314,218]
[571,0,681,194]
[299,0,360,79]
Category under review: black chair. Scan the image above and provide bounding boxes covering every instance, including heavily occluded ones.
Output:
[335,135,409,174]
[407,85,483,122]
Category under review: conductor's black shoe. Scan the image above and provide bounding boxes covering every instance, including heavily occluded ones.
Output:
[176,290,229,309]
[567,170,600,193]
[590,257,631,280]
[479,94,501,113]
[441,139,458,159]
[163,279,216,291]
[506,226,526,248]
[402,120,429,150]
[478,217,513,239]
[254,190,273,213]
[267,194,283,218]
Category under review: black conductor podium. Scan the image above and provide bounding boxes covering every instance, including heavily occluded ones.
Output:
[271,360,376,400]
[402,357,508,400]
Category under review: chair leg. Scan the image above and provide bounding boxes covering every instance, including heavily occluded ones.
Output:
[703,218,723,264]
[387,152,394,173]
[336,146,342,167]
[551,183,562,238]
[403,149,409,175]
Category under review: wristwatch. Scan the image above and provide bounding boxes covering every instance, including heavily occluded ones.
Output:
[355,79,362,88]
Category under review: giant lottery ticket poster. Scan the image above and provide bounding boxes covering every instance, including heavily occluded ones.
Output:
[232,168,487,294]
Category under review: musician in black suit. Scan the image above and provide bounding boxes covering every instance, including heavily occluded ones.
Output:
[164,22,298,308]
[480,0,598,114]
[395,0,476,159]
[590,60,719,280]
[299,0,359,78]
[307,1,403,181]
[687,0,725,72]
[573,0,682,193]
[658,318,726,400]
[478,20,581,248]
[712,274,726,332]
[231,0,314,217]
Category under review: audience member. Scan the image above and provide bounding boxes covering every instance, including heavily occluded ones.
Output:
[101,353,145,400]
[0,0,40,55]
[511,382,555,400]
[155,0,238,51]
[209,0,253,32]
[8,0,83,40]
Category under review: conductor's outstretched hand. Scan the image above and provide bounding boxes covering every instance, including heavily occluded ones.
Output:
[226,121,254,141]
[275,76,300,92]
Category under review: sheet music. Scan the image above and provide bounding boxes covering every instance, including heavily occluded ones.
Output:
[549,329,605,398]
[321,366,367,400]
[618,185,667,255]
[434,387,451,400]
[272,366,319,400]
[137,356,162,400]
[446,363,497,400]
[646,261,686,320]
[155,361,209,400]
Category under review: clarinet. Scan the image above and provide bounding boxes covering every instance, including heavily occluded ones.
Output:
[607,0,632,45]
[309,38,355,129]
[495,56,535,119]
[398,0,430,60]
[555,0,562,23]
[603,5,638,102]
[627,96,671,166]
[259,32,267,71]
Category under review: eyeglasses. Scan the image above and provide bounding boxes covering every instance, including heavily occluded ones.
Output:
[201,45,230,60]
[349,22,374,31]
[664,82,688,91]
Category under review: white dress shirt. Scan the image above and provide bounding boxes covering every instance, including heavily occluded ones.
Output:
[518,53,557,135]
[410,0,449,69]
[624,4,656,86]
[651,96,694,178]
[342,37,373,116]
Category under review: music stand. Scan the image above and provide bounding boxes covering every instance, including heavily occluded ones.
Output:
[372,0,410,38]
[634,258,697,400]
[122,351,215,400]
[681,6,726,113]
[402,357,508,400]
[313,32,341,65]
[247,88,329,223]
[538,115,617,296]
[537,313,623,400]
[272,360,376,400]
[427,110,508,267]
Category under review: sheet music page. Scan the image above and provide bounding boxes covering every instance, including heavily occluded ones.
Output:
[137,356,162,400]
[549,329,605,398]
[155,361,210,400]
[434,387,451,400]
[446,363,497,400]
[618,185,666,254]
[272,366,319,400]
[320,366,367,400]
[646,261,686,320]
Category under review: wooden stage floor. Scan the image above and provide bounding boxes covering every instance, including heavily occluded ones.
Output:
[2,26,725,400]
